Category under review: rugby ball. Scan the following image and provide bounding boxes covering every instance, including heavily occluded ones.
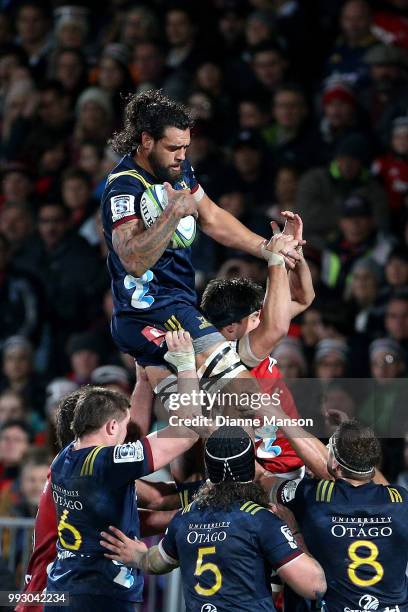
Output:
[140,184,196,249]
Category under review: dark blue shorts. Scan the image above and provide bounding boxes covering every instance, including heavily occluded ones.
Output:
[111,302,222,367]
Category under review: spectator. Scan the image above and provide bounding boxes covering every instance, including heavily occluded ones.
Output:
[0,390,25,426]
[0,202,37,272]
[133,41,166,93]
[95,43,133,116]
[91,365,131,395]
[0,336,45,417]
[0,232,44,345]
[238,96,270,131]
[15,1,51,80]
[0,420,31,491]
[66,331,103,385]
[317,81,361,162]
[384,291,408,359]
[372,115,408,230]
[74,86,113,147]
[50,47,88,104]
[372,0,408,50]
[0,447,50,518]
[344,258,383,333]
[262,84,316,169]
[165,7,201,76]
[0,162,34,207]
[249,42,288,97]
[296,133,389,247]
[272,337,307,379]
[379,246,408,304]
[360,44,408,132]
[321,195,394,292]
[320,381,357,437]
[120,6,159,47]
[61,167,96,231]
[53,7,88,51]
[314,338,348,379]
[325,0,378,86]
[43,378,78,452]
[28,202,104,370]
[266,163,300,222]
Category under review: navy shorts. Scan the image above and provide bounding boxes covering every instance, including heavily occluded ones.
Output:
[111,302,223,367]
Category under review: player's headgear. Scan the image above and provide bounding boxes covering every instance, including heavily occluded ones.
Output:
[205,426,255,484]
[328,421,379,476]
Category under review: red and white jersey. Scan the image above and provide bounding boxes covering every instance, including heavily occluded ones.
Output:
[372,153,408,212]
[249,355,304,478]
[15,472,56,612]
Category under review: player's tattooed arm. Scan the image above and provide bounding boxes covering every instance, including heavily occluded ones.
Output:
[112,184,197,277]
[100,526,177,573]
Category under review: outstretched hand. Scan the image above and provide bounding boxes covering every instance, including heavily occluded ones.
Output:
[100,526,147,567]
[281,211,306,245]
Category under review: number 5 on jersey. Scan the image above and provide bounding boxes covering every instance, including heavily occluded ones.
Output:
[194,546,222,596]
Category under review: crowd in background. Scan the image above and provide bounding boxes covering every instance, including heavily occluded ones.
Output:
[0,0,408,538]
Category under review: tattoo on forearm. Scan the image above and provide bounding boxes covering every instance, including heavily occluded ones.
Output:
[113,206,179,276]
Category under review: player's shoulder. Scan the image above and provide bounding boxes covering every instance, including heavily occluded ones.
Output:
[381,483,408,505]
[103,155,153,199]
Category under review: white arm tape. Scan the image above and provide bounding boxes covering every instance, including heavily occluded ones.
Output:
[164,350,196,372]
[261,244,285,267]
[192,185,205,202]
[158,539,179,566]
[238,333,265,368]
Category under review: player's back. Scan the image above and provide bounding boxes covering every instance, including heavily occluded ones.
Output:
[161,499,302,612]
[290,478,408,612]
[47,440,152,601]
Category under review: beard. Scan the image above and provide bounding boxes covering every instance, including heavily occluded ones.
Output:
[148,149,183,184]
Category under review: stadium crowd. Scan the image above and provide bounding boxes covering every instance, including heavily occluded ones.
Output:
[0,0,408,596]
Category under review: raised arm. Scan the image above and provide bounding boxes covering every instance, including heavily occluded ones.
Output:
[112,183,197,277]
[281,211,315,318]
[197,193,267,258]
[243,229,297,362]
[145,330,209,472]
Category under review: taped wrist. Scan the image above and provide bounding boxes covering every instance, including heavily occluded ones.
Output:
[261,244,285,267]
[164,350,195,372]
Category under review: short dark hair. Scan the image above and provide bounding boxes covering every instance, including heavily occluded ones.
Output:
[55,388,85,449]
[0,419,33,442]
[110,89,194,155]
[71,387,129,438]
[201,277,264,327]
[334,420,381,479]
[62,167,92,187]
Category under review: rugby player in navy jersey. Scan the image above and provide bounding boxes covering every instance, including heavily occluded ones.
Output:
[46,331,208,612]
[100,426,326,612]
[101,89,302,411]
[270,421,408,612]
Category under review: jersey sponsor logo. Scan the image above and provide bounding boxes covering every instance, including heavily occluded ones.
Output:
[280,525,298,550]
[331,516,393,538]
[281,479,300,503]
[187,530,227,545]
[110,194,135,222]
[141,325,167,346]
[201,605,217,612]
[267,357,277,373]
[344,594,401,611]
[113,441,144,463]
[196,316,212,330]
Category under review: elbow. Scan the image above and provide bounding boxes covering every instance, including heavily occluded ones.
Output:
[306,289,316,308]
[122,258,146,279]
[306,568,327,601]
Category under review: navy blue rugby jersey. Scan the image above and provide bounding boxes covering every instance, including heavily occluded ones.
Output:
[277,477,408,612]
[47,440,153,601]
[101,154,201,316]
[159,499,303,612]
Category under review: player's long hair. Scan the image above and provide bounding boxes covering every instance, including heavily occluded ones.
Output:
[110,89,194,154]
[194,481,269,511]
